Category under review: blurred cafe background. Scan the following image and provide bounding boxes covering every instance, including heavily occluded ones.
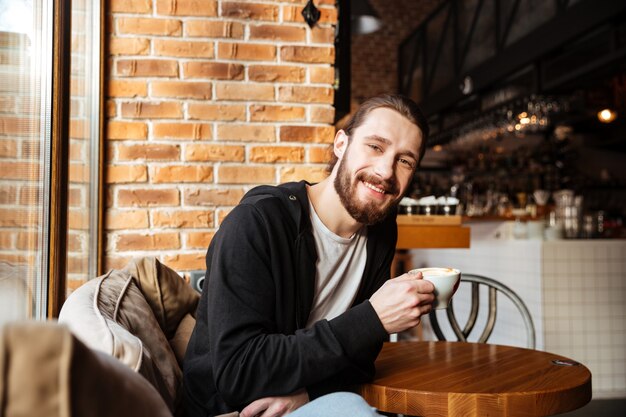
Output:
[0,0,624,414]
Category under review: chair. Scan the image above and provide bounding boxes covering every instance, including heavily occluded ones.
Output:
[428,273,536,349]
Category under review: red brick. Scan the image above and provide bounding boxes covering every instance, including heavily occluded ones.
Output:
[185,144,245,162]
[117,144,180,161]
[310,66,334,84]
[108,80,148,97]
[121,101,182,119]
[68,187,84,207]
[0,139,17,158]
[19,186,39,206]
[0,162,39,180]
[153,123,212,140]
[104,255,133,271]
[109,37,150,56]
[309,145,333,163]
[110,0,152,13]
[221,2,279,21]
[217,42,276,61]
[69,163,89,183]
[106,165,148,183]
[162,253,206,271]
[116,59,179,77]
[184,188,245,206]
[0,117,39,135]
[215,83,274,101]
[280,125,335,143]
[0,208,38,227]
[16,231,38,250]
[249,146,304,163]
[116,232,180,251]
[183,62,244,80]
[117,17,182,36]
[310,105,335,123]
[68,209,89,230]
[156,0,217,16]
[188,104,246,121]
[107,121,148,140]
[0,231,14,250]
[311,26,335,44]
[248,65,305,83]
[279,85,333,104]
[218,166,275,184]
[282,5,337,24]
[154,39,214,58]
[150,165,214,183]
[280,165,328,183]
[249,24,305,42]
[217,124,275,142]
[151,81,212,99]
[281,46,334,64]
[152,209,214,228]
[185,21,244,38]
[117,188,180,207]
[106,100,117,117]
[0,186,17,204]
[249,105,305,122]
[105,209,150,230]
[186,232,215,249]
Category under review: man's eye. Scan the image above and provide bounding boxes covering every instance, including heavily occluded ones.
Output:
[367,144,382,152]
[399,158,414,167]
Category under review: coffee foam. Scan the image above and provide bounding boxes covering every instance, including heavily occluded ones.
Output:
[418,267,457,276]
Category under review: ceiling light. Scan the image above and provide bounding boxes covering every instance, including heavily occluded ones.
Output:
[597,108,617,123]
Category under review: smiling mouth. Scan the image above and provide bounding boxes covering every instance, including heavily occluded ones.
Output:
[363,181,386,194]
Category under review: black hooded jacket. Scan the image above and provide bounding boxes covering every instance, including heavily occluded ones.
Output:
[183,181,397,416]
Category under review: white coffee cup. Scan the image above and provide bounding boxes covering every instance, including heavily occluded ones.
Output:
[409,267,461,309]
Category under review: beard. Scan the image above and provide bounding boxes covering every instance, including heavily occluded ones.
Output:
[333,154,401,225]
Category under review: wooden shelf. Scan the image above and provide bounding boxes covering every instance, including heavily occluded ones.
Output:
[396,224,470,249]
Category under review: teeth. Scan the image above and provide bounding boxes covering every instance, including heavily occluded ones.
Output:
[364,181,385,194]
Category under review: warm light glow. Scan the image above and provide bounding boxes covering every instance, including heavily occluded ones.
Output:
[597,109,617,123]
[519,117,530,125]
[432,145,443,152]
[515,123,522,131]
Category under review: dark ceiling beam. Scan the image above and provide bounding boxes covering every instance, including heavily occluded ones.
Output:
[421,0,626,116]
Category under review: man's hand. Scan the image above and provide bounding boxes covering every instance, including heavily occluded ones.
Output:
[240,389,309,417]
[370,271,435,334]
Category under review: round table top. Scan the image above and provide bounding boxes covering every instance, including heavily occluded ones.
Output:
[358,341,592,417]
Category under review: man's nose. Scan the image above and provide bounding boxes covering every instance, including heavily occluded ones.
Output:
[373,155,394,179]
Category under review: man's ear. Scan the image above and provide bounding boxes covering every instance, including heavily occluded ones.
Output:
[333,130,348,159]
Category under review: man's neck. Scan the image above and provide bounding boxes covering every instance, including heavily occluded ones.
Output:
[307,179,362,239]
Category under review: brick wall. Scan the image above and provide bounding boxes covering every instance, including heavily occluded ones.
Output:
[0,31,39,291]
[105,0,338,272]
[351,0,441,103]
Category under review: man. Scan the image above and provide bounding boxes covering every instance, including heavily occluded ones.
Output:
[183,94,435,417]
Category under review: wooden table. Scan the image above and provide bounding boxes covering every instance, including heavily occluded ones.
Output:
[358,341,592,417]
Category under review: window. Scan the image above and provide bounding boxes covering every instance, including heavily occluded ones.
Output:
[0,0,102,323]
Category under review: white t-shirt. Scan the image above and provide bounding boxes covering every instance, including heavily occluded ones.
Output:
[306,202,368,328]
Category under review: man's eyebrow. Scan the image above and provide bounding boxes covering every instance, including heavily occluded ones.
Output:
[364,135,419,161]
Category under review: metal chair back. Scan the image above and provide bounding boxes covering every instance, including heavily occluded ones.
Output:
[428,274,536,349]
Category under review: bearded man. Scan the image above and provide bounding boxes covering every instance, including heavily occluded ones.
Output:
[183,94,436,417]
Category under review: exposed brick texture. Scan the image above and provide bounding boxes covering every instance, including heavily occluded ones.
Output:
[105,0,339,270]
[351,0,442,102]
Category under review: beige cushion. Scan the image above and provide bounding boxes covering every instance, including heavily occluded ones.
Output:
[0,322,172,417]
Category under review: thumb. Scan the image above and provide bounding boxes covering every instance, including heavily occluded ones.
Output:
[395,270,423,281]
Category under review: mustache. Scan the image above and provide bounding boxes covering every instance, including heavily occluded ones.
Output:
[357,172,399,195]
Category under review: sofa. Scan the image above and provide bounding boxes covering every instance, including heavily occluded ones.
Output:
[0,257,200,417]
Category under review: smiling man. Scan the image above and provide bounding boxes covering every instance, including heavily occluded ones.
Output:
[183,94,435,417]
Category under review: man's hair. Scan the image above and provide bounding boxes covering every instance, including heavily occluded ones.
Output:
[327,94,429,173]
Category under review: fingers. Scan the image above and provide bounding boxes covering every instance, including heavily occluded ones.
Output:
[395,271,423,281]
[241,398,269,417]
